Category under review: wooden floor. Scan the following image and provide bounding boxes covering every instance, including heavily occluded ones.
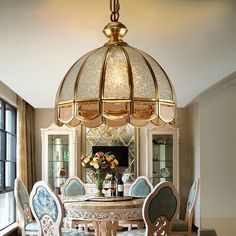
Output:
[118,226,198,235]
[83,224,199,235]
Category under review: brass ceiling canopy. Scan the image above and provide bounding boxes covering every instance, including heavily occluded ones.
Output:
[55,0,176,128]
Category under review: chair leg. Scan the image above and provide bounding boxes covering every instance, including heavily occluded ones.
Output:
[128,224,132,231]
[84,223,88,232]
[71,221,77,228]
[63,218,70,228]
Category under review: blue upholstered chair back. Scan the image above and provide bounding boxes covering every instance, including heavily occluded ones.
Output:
[129,176,153,197]
[143,181,179,235]
[61,177,86,197]
[14,178,33,225]
[185,178,199,222]
[30,181,63,236]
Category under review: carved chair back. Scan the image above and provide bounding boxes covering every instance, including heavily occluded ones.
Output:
[143,181,179,236]
[30,181,63,236]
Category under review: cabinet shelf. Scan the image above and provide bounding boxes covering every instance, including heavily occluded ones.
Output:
[153,176,173,179]
[48,144,69,146]
[153,166,173,169]
[153,160,173,162]
[48,160,69,163]
[152,143,172,146]
[48,176,68,179]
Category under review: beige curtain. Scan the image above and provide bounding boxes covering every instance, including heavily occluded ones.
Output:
[17,96,36,191]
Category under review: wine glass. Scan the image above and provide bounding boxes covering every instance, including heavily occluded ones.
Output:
[103,180,110,197]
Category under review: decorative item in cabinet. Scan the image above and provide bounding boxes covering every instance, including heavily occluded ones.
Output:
[41,123,77,193]
[147,127,179,191]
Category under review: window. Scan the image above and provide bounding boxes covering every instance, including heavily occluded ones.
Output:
[0,98,17,231]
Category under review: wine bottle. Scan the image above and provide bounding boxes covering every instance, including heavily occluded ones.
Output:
[117,173,124,197]
[110,172,116,197]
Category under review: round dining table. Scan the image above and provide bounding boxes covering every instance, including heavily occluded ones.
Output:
[63,196,144,236]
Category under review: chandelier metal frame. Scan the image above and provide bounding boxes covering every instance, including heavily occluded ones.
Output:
[55,0,176,128]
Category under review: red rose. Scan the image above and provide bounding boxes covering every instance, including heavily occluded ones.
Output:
[97,151,104,157]
[101,163,108,169]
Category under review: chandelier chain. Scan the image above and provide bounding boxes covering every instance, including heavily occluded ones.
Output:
[110,0,120,22]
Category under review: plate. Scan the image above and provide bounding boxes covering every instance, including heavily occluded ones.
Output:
[63,195,92,203]
[160,167,170,178]
[89,196,133,202]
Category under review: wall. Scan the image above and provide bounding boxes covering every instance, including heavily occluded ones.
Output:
[188,72,236,235]
[34,108,55,181]
[187,101,200,227]
[176,108,193,219]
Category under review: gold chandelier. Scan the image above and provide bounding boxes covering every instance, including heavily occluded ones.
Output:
[55,0,176,128]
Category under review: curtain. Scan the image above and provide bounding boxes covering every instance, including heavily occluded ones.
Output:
[17,96,36,191]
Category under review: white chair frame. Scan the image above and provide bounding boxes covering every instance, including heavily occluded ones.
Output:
[30,181,64,236]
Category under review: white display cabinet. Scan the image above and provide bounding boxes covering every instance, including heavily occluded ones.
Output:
[41,123,77,192]
[146,126,179,191]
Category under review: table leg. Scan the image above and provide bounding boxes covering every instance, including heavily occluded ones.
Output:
[93,220,119,236]
[93,221,100,236]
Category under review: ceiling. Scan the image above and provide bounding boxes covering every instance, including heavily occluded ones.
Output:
[0,0,236,108]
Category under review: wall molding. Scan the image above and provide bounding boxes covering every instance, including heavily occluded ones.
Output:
[189,71,236,107]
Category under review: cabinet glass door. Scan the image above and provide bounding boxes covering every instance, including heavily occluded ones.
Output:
[48,135,69,190]
[152,134,173,186]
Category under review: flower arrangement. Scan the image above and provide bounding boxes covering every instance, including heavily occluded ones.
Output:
[81,151,119,174]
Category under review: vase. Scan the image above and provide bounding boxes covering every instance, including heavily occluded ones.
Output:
[95,170,105,197]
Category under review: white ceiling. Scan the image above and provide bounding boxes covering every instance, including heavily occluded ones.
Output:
[0,0,236,108]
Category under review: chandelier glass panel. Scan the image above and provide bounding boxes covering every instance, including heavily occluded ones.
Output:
[55,0,176,128]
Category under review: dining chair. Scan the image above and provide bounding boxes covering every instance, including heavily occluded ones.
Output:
[129,176,153,197]
[29,181,94,236]
[171,178,199,236]
[61,176,86,197]
[14,178,39,236]
[61,176,92,231]
[119,176,153,230]
[118,181,180,236]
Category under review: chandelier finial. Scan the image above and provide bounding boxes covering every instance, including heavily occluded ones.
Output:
[104,0,127,44]
[103,22,127,44]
